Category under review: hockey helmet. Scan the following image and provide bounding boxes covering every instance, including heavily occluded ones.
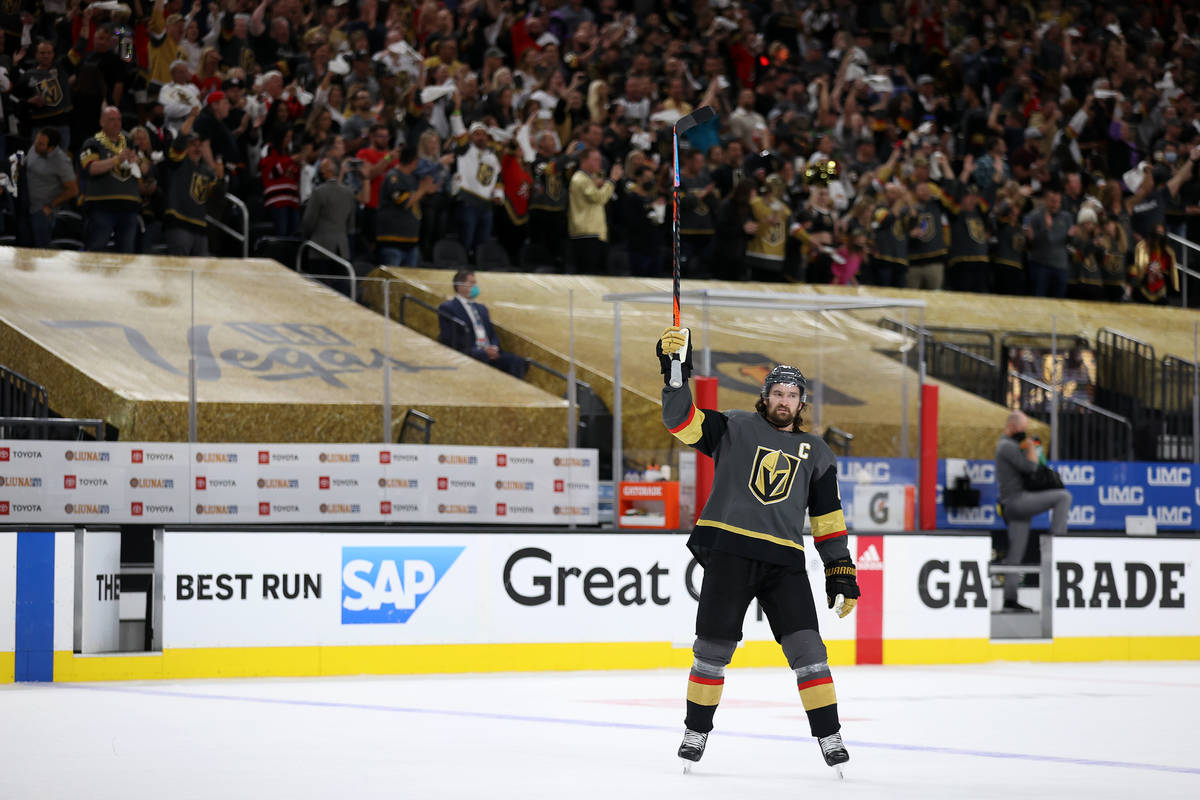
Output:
[761,365,808,402]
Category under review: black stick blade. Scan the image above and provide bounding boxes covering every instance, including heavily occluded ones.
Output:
[675,106,717,136]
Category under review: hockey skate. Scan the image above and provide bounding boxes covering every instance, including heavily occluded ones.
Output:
[818,731,849,778]
[677,728,708,772]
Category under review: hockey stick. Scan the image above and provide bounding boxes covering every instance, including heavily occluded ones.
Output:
[670,105,717,389]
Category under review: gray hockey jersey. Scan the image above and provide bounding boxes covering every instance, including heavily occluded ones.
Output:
[662,381,850,568]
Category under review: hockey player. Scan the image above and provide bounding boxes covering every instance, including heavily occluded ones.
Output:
[657,326,859,775]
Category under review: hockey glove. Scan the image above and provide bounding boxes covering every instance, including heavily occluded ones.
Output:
[656,326,692,386]
[824,557,860,619]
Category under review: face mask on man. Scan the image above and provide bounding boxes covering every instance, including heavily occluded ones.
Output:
[468,285,480,299]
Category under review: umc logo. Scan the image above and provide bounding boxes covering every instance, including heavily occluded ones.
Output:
[748,446,800,505]
[1147,466,1191,487]
[1058,465,1095,486]
[341,546,464,624]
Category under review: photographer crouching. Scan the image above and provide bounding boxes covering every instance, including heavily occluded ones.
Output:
[994,411,1072,612]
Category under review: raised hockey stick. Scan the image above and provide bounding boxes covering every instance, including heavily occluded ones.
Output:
[670,105,717,389]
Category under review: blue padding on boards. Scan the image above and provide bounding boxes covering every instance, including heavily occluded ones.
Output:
[15,531,55,682]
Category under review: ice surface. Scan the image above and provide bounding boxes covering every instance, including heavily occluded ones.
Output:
[2,661,1198,799]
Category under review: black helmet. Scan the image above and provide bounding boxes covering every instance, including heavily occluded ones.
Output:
[761,365,808,402]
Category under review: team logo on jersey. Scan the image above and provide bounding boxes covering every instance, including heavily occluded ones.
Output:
[476,162,495,187]
[190,173,216,204]
[748,446,801,505]
[38,76,64,106]
[967,216,987,243]
[916,212,936,241]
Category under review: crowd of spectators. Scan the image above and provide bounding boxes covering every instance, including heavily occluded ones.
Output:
[1,0,1198,305]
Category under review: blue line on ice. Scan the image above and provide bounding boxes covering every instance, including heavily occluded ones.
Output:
[63,683,1200,777]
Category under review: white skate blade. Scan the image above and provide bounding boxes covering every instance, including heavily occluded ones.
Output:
[833,764,845,780]
[681,758,695,774]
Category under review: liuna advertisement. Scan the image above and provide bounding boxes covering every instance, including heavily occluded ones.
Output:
[0,442,598,525]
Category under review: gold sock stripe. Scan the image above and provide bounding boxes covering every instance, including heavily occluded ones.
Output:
[798,676,837,710]
[687,674,725,706]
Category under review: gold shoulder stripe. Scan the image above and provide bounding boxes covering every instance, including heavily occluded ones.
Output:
[696,519,804,551]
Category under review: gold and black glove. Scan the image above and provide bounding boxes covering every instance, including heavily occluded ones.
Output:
[824,557,860,618]
[656,326,692,386]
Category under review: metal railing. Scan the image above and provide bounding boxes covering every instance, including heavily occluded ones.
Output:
[1,365,49,419]
[205,194,249,259]
[296,240,357,300]
[1160,355,1199,462]
[1008,371,1133,461]
[877,319,1001,403]
[931,341,1002,403]
[823,426,855,456]
[399,409,435,443]
[0,417,108,441]
[1095,328,1156,437]
[1166,232,1200,308]
[398,293,469,344]
[878,318,994,360]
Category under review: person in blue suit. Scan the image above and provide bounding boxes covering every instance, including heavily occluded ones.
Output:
[437,269,528,379]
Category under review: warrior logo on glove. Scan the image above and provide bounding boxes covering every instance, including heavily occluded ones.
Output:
[824,557,860,618]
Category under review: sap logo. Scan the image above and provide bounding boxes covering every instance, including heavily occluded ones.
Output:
[341,546,464,623]
[1155,506,1193,526]
[1058,465,1095,486]
[1099,486,1144,506]
[838,461,890,483]
[1068,506,1096,525]
[1147,466,1191,487]
[946,506,995,525]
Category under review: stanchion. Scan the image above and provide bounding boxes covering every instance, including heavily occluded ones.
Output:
[919,383,939,530]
